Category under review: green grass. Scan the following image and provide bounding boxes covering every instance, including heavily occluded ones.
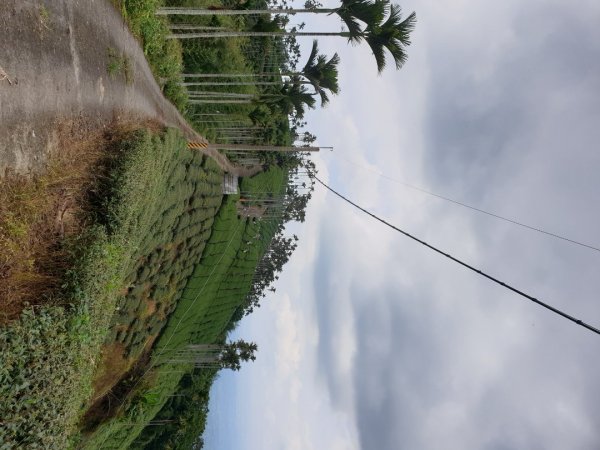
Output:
[107,47,134,84]
[79,166,287,450]
[130,369,216,449]
[0,127,222,448]
[111,0,188,109]
[1,1,301,446]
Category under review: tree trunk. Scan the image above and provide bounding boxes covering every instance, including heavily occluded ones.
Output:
[216,126,266,130]
[183,72,302,78]
[157,7,337,16]
[207,144,320,152]
[169,25,227,30]
[188,91,255,98]
[182,81,311,87]
[168,31,349,39]
[194,120,253,124]
[189,99,252,104]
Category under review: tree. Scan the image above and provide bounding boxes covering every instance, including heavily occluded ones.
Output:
[218,340,258,371]
[166,2,416,73]
[158,0,385,43]
[364,4,416,72]
[263,76,317,117]
[189,77,317,117]
[182,40,340,106]
[295,39,340,105]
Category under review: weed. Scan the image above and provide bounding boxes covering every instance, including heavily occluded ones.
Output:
[33,3,53,38]
[79,164,287,450]
[107,48,134,85]
[39,5,51,30]
[123,56,134,85]
[0,127,107,323]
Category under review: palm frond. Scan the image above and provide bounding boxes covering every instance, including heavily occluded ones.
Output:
[383,5,416,46]
[272,77,317,118]
[317,87,331,106]
[314,53,340,94]
[364,4,416,72]
[336,8,364,43]
[302,40,320,73]
[364,34,388,72]
[343,0,386,26]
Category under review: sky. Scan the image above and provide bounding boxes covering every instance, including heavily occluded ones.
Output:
[204,0,600,448]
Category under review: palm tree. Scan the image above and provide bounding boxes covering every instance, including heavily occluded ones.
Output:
[263,77,317,117]
[182,41,339,105]
[363,4,416,72]
[167,3,416,72]
[218,340,258,371]
[189,77,317,117]
[292,39,340,105]
[158,0,385,42]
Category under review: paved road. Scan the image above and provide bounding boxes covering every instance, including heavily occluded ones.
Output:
[0,0,258,177]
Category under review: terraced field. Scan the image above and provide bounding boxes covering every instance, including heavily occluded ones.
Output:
[1,0,303,447]
[81,166,288,449]
[0,125,288,448]
[90,130,226,403]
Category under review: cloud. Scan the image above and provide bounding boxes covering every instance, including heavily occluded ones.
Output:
[308,1,600,449]
[205,0,600,449]
[274,294,302,379]
[423,0,600,197]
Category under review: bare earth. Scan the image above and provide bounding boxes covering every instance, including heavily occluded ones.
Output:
[0,0,257,176]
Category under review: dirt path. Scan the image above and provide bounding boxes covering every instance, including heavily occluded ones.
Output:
[0,0,257,177]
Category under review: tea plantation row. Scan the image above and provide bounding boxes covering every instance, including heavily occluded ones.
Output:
[81,166,288,449]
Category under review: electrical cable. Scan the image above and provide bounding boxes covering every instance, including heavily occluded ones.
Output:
[314,175,600,336]
[327,153,600,254]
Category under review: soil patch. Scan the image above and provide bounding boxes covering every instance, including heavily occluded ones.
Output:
[81,349,154,432]
[0,118,160,323]
[91,342,132,405]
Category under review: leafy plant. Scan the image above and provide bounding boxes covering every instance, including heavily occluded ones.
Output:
[107,48,134,84]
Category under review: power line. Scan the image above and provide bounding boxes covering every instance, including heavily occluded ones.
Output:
[328,153,600,254]
[314,175,600,337]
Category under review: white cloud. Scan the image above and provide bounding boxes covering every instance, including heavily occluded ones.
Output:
[206,0,600,448]
[273,294,302,378]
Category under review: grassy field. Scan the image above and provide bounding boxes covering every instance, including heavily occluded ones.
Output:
[79,166,287,449]
[0,127,229,448]
[130,368,217,449]
[113,0,294,145]
[85,133,225,406]
[1,1,301,447]
[111,0,188,109]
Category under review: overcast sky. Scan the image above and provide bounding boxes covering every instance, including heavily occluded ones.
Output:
[204,0,600,448]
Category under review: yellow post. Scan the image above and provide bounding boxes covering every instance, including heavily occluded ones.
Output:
[187,141,209,150]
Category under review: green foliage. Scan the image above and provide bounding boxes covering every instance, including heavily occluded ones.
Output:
[114,0,188,109]
[0,127,221,448]
[0,307,77,447]
[93,128,224,366]
[0,223,128,448]
[80,165,288,450]
[130,370,216,450]
[107,47,134,84]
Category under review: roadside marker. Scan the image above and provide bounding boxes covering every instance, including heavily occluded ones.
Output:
[187,141,209,149]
